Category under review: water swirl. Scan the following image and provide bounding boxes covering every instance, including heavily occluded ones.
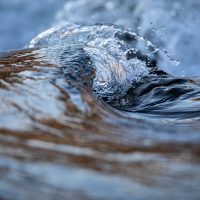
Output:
[1,1,200,200]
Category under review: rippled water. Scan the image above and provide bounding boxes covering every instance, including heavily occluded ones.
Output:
[0,1,200,200]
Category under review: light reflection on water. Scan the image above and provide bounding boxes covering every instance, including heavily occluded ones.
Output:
[0,0,200,200]
[0,44,200,200]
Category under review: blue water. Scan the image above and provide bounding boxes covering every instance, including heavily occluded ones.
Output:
[0,1,200,200]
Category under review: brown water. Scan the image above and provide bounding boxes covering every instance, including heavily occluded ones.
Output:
[0,44,200,200]
[1,1,200,199]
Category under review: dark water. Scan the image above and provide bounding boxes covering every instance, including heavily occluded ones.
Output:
[0,1,200,200]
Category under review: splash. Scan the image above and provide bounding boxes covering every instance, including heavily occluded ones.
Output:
[1,1,200,200]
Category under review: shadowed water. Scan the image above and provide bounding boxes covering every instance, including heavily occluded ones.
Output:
[0,1,200,200]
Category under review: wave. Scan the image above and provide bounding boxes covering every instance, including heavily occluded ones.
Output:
[1,1,200,200]
[27,23,200,121]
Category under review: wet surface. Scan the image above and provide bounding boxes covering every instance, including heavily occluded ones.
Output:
[0,1,200,200]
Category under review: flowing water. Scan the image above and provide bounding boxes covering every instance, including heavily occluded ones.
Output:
[0,1,200,200]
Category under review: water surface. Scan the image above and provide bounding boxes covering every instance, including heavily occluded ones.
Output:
[0,1,200,200]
